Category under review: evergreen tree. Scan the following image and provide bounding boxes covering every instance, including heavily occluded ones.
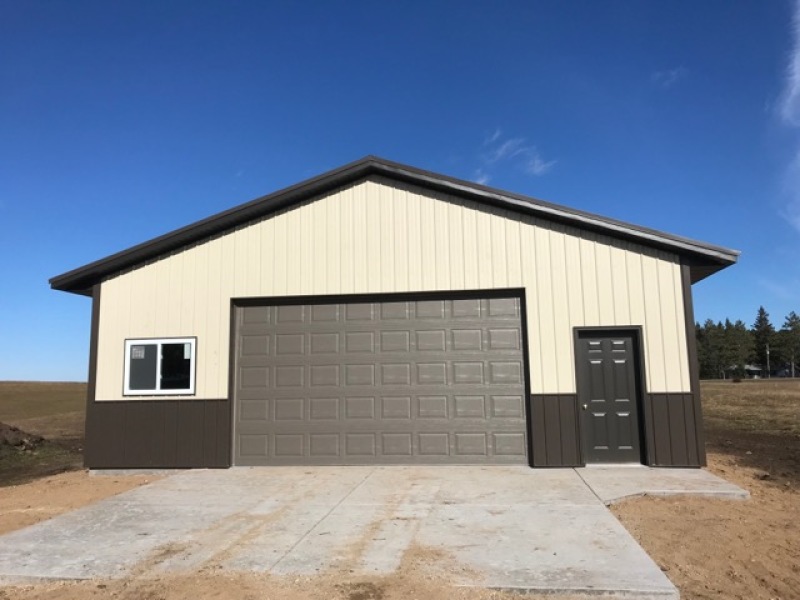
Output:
[705,320,728,378]
[777,311,800,377]
[751,306,775,372]
[726,319,753,377]
[695,308,799,380]
[696,321,715,379]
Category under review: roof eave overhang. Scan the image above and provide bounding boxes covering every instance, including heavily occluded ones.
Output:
[49,156,740,294]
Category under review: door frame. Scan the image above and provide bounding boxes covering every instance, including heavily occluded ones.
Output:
[572,326,650,466]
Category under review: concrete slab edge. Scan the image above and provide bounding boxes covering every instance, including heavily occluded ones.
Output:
[0,577,679,599]
[602,489,750,506]
[481,584,678,599]
[89,469,187,477]
[0,575,93,586]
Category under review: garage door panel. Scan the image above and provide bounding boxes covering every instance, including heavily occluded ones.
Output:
[454,395,486,417]
[310,433,340,456]
[416,329,446,351]
[240,334,270,356]
[381,396,412,418]
[311,304,340,322]
[380,330,411,351]
[345,331,375,352]
[346,304,375,321]
[492,395,525,418]
[452,298,482,318]
[239,434,268,457]
[415,300,446,319]
[233,296,528,465]
[381,363,412,385]
[239,366,269,388]
[309,397,340,419]
[274,434,304,456]
[310,364,340,386]
[310,332,340,353]
[488,297,520,317]
[489,328,521,350]
[380,302,410,319]
[242,306,271,324]
[494,432,527,455]
[276,305,305,322]
[239,399,269,421]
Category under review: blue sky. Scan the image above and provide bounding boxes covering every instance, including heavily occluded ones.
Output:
[1,1,798,381]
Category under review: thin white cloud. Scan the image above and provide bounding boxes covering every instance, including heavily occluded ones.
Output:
[651,66,688,90]
[780,152,800,232]
[488,138,527,163]
[782,201,800,232]
[779,0,800,233]
[478,129,556,180]
[526,153,557,176]
[781,3,800,126]
[473,168,490,185]
[484,128,502,146]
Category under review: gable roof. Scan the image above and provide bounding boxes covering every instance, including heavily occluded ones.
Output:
[50,156,739,295]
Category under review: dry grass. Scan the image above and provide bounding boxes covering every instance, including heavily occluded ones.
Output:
[701,379,800,487]
[0,381,87,486]
[702,379,800,436]
[0,381,86,423]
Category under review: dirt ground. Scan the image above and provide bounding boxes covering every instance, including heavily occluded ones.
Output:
[612,379,800,600]
[613,450,799,600]
[0,470,154,536]
[0,379,798,599]
[0,545,584,600]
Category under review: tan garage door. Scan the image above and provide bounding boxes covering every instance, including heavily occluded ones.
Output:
[233,295,528,465]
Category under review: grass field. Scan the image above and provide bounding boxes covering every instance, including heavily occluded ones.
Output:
[0,381,87,485]
[703,378,800,435]
[701,379,800,486]
[0,381,85,422]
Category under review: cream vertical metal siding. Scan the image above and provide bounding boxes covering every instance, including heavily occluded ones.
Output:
[96,177,691,400]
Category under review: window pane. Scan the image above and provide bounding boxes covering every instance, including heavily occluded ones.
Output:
[129,344,158,390]
[160,343,191,390]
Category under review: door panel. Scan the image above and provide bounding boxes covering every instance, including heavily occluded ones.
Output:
[577,332,643,464]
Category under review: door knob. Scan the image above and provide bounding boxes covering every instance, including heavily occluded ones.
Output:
[582,404,588,410]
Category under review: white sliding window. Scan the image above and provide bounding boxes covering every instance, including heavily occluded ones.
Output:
[123,338,196,396]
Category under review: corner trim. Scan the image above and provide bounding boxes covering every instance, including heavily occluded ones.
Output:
[228,299,238,467]
[87,283,101,405]
[84,283,101,469]
[681,263,706,465]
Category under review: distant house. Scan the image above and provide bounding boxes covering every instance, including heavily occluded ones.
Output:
[725,364,765,379]
[50,157,739,470]
[775,363,799,378]
[726,362,799,379]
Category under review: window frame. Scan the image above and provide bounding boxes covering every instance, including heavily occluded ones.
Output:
[123,337,197,396]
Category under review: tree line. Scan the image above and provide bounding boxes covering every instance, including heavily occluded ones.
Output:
[696,307,800,379]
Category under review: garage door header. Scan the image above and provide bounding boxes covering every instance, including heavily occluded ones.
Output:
[50,156,739,295]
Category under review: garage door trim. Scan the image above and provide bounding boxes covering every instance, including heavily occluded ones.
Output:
[228,288,533,466]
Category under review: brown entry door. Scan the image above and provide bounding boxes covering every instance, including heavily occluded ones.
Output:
[576,331,643,464]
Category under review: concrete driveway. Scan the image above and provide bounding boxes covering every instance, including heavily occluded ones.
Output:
[0,466,746,598]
